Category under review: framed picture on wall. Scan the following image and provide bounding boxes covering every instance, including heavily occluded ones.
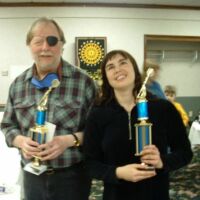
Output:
[75,37,107,84]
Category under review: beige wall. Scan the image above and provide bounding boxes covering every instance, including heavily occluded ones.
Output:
[0,6,200,104]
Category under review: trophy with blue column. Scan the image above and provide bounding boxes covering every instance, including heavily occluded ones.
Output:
[135,68,154,157]
[27,79,60,174]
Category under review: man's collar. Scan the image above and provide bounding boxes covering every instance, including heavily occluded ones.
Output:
[24,58,73,82]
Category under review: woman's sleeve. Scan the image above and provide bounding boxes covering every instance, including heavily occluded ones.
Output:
[83,108,119,184]
[160,101,193,172]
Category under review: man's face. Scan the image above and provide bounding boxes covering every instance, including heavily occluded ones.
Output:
[165,92,175,102]
[149,67,159,81]
[29,22,64,77]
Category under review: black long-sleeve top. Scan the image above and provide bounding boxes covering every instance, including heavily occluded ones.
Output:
[83,98,193,200]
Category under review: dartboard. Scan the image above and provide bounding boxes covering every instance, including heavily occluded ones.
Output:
[78,40,104,66]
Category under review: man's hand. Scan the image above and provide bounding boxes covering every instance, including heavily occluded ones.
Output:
[37,134,75,161]
[13,135,40,160]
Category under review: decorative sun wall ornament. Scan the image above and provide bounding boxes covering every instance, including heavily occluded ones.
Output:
[75,37,107,85]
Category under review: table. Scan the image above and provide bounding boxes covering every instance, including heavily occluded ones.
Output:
[189,121,200,147]
[0,131,21,200]
[0,185,20,200]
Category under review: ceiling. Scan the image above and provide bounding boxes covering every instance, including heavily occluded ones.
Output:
[0,0,199,6]
[0,0,200,10]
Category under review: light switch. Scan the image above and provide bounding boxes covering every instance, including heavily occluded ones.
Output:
[188,111,193,117]
[1,71,8,76]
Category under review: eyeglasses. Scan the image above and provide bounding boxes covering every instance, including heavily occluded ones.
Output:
[31,36,61,47]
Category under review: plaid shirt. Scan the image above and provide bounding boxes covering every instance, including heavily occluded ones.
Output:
[1,59,96,168]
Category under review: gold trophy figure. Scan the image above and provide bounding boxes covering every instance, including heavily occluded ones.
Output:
[135,68,154,157]
[26,79,60,174]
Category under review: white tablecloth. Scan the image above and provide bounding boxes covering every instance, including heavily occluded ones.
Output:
[189,121,200,147]
[0,131,21,200]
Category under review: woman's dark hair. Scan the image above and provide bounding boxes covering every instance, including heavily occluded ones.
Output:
[97,50,142,105]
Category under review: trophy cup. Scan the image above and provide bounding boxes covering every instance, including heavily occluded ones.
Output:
[134,68,154,169]
[24,79,60,175]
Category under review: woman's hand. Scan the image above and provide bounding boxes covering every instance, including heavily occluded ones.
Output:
[116,163,156,182]
[140,145,163,169]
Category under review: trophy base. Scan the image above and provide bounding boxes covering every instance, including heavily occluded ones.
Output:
[24,162,47,176]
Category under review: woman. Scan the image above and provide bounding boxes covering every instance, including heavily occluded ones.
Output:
[83,50,193,200]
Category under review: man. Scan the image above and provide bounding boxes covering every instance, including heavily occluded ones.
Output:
[1,17,96,200]
[164,85,189,127]
[143,60,166,99]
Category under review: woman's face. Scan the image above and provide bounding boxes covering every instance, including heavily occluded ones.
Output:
[105,54,135,91]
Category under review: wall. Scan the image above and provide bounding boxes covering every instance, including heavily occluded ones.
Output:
[176,97,200,122]
[0,6,200,117]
